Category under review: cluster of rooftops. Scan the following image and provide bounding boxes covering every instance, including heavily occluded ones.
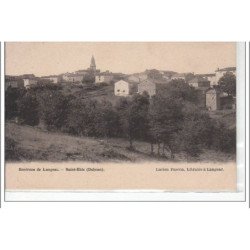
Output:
[5,55,236,95]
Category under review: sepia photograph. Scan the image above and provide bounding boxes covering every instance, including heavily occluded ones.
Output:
[5,42,238,192]
[1,1,250,250]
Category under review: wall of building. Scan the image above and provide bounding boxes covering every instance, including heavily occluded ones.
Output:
[62,74,83,82]
[23,79,37,88]
[95,75,113,84]
[189,80,210,88]
[42,77,59,84]
[206,91,221,110]
[114,81,130,96]
[207,75,216,86]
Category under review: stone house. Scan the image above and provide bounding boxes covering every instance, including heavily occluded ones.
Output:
[114,80,137,96]
[195,74,216,86]
[95,72,114,84]
[206,88,221,111]
[23,78,38,88]
[188,76,210,88]
[62,73,83,83]
[41,75,61,84]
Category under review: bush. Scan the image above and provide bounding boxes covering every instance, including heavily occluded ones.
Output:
[65,98,99,136]
[211,123,236,153]
[17,93,40,126]
[160,79,199,104]
[5,87,26,120]
[38,90,69,130]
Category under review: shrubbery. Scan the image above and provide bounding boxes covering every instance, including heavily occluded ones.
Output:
[5,81,236,160]
[17,93,40,126]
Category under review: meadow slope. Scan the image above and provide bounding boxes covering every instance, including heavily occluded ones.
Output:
[6,122,235,162]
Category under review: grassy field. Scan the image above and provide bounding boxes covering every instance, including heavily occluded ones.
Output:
[6,122,235,163]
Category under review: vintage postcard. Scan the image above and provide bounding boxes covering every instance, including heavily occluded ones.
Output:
[4,42,243,201]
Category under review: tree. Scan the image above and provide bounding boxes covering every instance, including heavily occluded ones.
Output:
[160,79,198,104]
[5,87,26,120]
[148,94,183,157]
[82,73,95,84]
[176,103,214,159]
[17,93,40,126]
[211,121,236,153]
[147,69,162,80]
[218,72,236,96]
[65,98,101,136]
[95,100,121,139]
[115,94,150,149]
[38,90,69,130]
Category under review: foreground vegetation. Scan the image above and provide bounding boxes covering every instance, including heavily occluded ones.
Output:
[6,122,235,162]
[5,79,236,162]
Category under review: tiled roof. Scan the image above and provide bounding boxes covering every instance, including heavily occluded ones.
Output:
[41,75,58,78]
[196,73,215,77]
[216,67,236,72]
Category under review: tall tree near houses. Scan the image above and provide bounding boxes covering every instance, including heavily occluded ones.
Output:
[164,79,199,104]
[218,72,236,97]
[148,94,183,158]
[95,99,121,139]
[116,93,150,149]
[176,102,214,159]
[148,80,199,158]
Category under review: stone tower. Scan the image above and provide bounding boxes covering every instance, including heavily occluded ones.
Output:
[90,55,96,72]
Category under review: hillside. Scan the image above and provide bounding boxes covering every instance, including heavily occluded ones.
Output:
[6,122,235,162]
[61,83,236,129]
[6,122,159,162]
[61,83,122,104]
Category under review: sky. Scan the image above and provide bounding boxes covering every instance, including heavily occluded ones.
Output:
[5,42,236,76]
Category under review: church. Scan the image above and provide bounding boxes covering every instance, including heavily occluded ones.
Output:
[89,55,97,72]
[62,55,100,83]
[74,55,100,75]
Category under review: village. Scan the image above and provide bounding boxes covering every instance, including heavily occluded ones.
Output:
[5,55,236,111]
[5,51,237,163]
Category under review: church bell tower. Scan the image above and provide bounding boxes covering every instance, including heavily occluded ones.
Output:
[90,55,96,72]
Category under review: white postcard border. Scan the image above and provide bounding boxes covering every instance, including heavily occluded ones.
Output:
[5,42,246,202]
